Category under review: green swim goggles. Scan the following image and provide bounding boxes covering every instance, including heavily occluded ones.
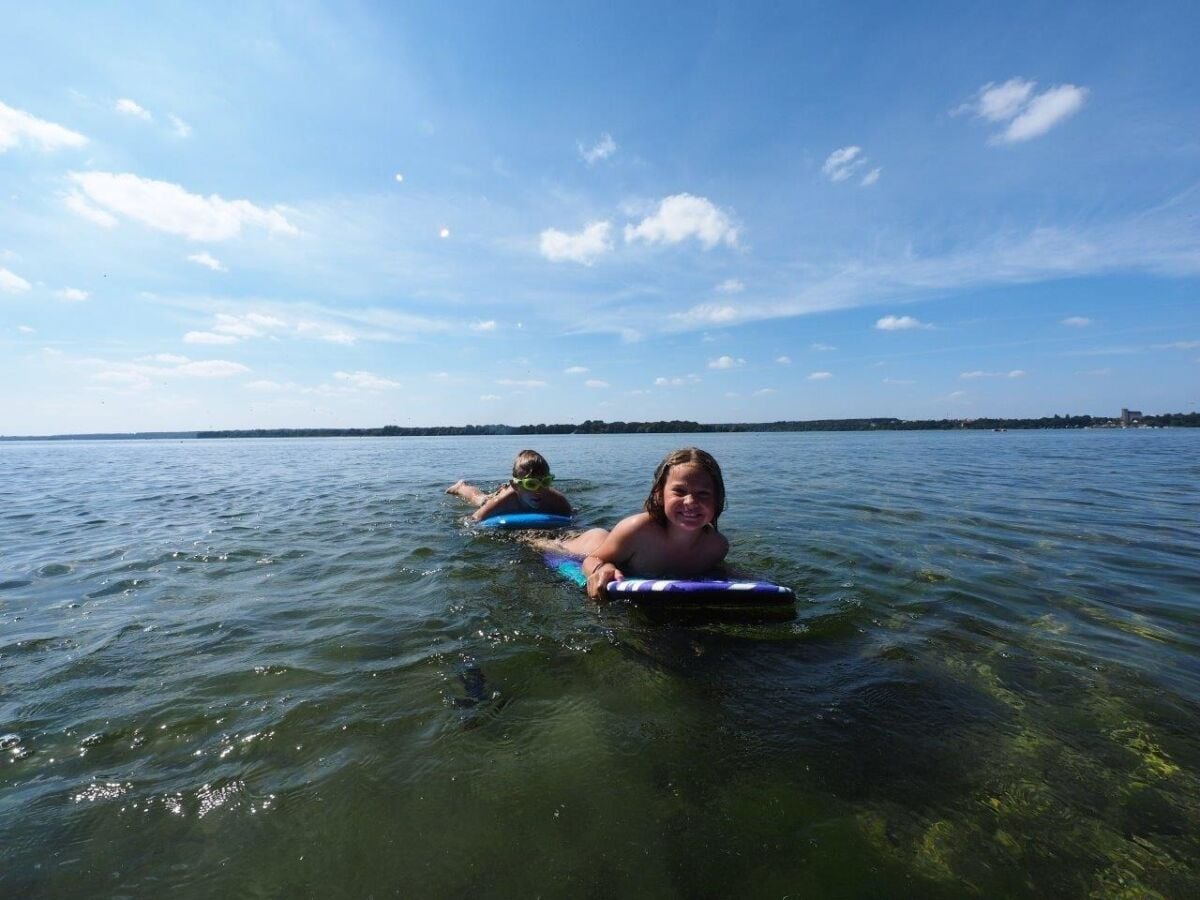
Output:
[512,474,555,491]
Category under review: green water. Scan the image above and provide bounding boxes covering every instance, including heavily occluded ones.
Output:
[2,431,1198,896]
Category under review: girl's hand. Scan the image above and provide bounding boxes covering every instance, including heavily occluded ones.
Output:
[585,560,623,601]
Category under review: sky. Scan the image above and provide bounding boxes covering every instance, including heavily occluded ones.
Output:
[1,1,1198,435]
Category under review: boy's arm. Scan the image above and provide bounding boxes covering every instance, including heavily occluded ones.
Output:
[471,486,517,521]
[545,489,574,516]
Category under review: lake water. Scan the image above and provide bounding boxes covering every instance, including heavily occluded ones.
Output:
[2,430,1198,897]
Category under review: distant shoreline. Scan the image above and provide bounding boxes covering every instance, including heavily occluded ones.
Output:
[3,413,1196,441]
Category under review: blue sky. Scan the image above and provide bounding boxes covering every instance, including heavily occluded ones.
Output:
[2,1,1197,434]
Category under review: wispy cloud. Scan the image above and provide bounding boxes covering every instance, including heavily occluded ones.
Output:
[823,146,880,186]
[775,355,791,365]
[539,220,613,265]
[88,355,250,390]
[168,114,191,138]
[0,101,87,152]
[807,371,833,380]
[578,132,617,165]
[624,194,738,249]
[1061,316,1092,327]
[585,379,609,388]
[115,98,152,120]
[708,355,744,369]
[496,378,548,388]
[334,370,400,390]
[654,374,701,386]
[715,278,744,294]
[876,315,928,331]
[0,267,32,293]
[470,320,497,332]
[957,77,1088,143]
[811,342,837,351]
[564,366,589,374]
[67,172,298,241]
[960,369,1027,379]
[56,287,89,302]
[187,251,227,272]
[822,146,863,182]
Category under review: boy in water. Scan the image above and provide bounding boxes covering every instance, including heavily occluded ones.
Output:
[446,449,574,522]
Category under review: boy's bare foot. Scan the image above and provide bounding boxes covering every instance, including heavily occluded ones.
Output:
[446,479,466,495]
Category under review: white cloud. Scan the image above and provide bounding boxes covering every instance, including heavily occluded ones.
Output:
[471,320,497,332]
[1,267,32,293]
[624,194,738,249]
[578,132,617,165]
[960,369,1027,379]
[883,377,916,384]
[958,78,1088,143]
[776,355,791,365]
[752,388,776,396]
[496,378,547,388]
[715,278,745,294]
[480,394,501,401]
[1004,85,1087,142]
[564,366,589,374]
[56,287,89,302]
[654,374,701,387]
[64,191,118,228]
[708,355,744,369]
[18,325,35,334]
[187,251,227,272]
[823,146,861,182]
[811,342,837,351]
[861,167,882,187]
[669,303,740,327]
[144,353,189,364]
[1061,316,1092,327]
[394,173,404,183]
[334,370,401,390]
[295,320,356,344]
[807,371,833,381]
[965,78,1036,122]
[1153,340,1200,350]
[584,379,609,388]
[115,98,152,120]
[540,220,613,265]
[67,172,298,241]
[0,101,87,152]
[246,380,288,391]
[439,226,451,238]
[184,331,239,345]
[875,315,928,331]
[168,114,191,138]
[176,360,248,377]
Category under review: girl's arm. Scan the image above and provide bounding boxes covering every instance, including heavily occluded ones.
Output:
[580,515,643,600]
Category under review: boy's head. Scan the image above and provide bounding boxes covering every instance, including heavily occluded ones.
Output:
[512,449,550,480]
[644,447,726,529]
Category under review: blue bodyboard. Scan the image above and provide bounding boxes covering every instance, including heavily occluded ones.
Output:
[478,512,575,530]
[544,553,795,606]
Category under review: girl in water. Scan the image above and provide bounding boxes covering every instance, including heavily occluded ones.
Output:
[554,447,729,600]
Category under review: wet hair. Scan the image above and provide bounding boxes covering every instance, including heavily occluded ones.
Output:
[643,447,726,530]
[512,449,551,480]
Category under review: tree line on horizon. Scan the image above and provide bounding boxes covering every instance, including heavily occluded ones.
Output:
[193,412,1199,439]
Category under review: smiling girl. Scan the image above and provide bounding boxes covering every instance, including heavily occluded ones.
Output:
[552,447,730,600]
